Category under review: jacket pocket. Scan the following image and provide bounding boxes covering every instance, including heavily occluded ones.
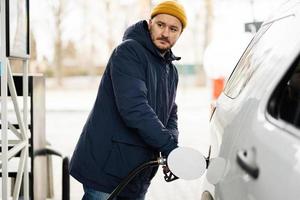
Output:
[103,141,153,179]
[111,131,148,148]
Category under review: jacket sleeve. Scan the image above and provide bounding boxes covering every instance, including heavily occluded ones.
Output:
[110,41,177,156]
[166,102,179,142]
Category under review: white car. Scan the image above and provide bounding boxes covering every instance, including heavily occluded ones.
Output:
[202,1,300,200]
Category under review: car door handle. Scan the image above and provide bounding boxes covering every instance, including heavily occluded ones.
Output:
[236,148,259,179]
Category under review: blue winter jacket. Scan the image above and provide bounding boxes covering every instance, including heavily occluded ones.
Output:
[69,20,180,198]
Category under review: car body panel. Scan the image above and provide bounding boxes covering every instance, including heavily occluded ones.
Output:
[204,2,300,200]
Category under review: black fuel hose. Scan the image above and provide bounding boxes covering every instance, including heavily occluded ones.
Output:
[107,159,163,200]
[107,147,210,200]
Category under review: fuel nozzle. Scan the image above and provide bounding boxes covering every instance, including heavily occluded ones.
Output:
[107,146,208,200]
[205,145,212,168]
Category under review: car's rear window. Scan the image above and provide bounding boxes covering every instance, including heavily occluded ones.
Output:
[224,23,272,98]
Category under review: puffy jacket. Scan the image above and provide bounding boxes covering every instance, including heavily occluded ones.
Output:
[69,20,180,198]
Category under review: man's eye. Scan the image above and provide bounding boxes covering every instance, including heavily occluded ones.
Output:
[171,28,178,32]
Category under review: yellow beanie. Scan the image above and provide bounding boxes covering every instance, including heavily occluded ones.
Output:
[151,0,187,29]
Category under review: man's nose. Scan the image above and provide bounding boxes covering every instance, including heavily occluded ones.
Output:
[161,27,170,37]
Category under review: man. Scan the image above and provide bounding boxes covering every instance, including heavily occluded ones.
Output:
[69,1,187,199]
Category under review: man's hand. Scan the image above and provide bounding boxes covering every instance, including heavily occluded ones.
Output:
[163,165,170,174]
[163,165,178,182]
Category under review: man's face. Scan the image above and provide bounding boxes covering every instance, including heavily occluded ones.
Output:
[148,14,182,54]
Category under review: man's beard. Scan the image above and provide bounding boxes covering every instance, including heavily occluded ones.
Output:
[149,28,172,54]
[156,36,171,53]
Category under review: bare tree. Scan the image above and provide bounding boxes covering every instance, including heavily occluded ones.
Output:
[196,0,214,86]
[203,0,213,51]
[78,0,98,76]
[104,0,116,55]
[49,0,68,86]
[30,31,37,61]
[64,41,77,59]
[138,0,153,19]
[29,31,38,72]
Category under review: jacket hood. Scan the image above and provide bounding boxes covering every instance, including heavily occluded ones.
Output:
[122,20,180,61]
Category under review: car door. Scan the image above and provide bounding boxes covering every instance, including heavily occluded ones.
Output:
[213,11,300,200]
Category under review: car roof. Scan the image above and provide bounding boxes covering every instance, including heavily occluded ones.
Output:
[263,1,300,24]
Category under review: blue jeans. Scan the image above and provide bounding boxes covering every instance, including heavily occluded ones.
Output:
[82,185,146,200]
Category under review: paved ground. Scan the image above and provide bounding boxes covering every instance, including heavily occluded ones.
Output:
[45,76,211,200]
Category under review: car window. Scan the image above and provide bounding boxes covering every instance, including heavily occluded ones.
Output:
[224,23,272,99]
[268,55,300,128]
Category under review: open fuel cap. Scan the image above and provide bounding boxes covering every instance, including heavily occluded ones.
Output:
[167,147,206,180]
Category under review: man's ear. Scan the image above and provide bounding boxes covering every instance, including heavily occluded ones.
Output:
[148,19,152,30]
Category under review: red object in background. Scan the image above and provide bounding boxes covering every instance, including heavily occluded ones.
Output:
[212,78,225,100]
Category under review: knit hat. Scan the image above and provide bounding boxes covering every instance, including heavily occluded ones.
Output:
[151,0,187,29]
